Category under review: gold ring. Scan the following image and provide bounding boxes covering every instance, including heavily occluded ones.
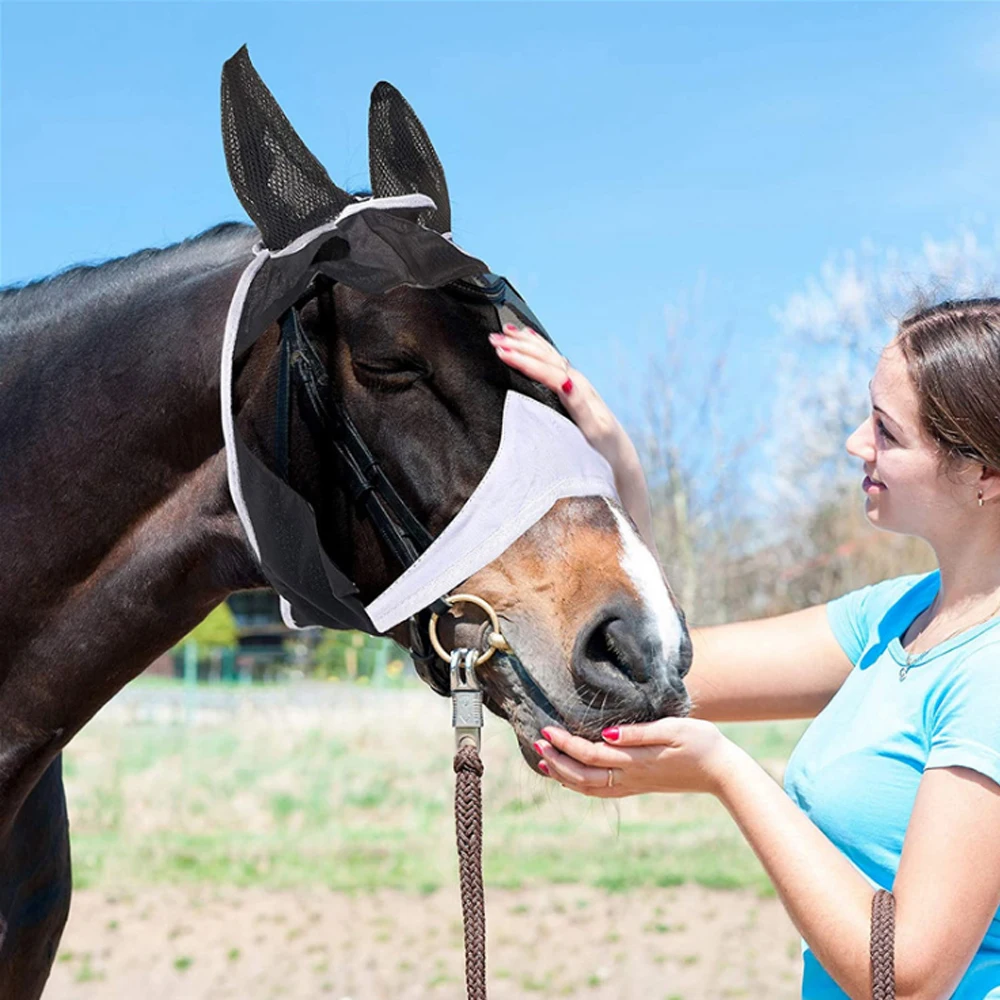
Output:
[428,593,511,667]
[607,768,615,788]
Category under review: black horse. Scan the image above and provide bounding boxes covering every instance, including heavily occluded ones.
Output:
[0,60,691,998]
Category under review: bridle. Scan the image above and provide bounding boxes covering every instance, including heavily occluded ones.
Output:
[271,272,548,693]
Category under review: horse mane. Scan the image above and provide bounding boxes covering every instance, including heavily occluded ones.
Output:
[0,222,259,340]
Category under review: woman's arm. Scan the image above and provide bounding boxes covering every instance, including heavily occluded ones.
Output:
[489,323,662,552]
[608,446,661,559]
[538,723,886,999]
[716,745,882,1000]
[589,419,856,723]
[608,437,856,723]
[687,606,855,722]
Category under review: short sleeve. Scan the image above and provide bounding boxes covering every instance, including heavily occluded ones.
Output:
[925,642,1000,789]
[825,572,936,668]
[825,583,876,666]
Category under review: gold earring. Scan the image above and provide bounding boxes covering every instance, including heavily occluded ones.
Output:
[978,490,985,508]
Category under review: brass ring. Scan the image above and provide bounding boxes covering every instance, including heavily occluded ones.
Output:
[428,593,510,667]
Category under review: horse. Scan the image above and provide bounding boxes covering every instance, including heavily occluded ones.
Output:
[0,57,692,999]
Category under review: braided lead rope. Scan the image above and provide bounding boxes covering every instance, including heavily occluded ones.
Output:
[449,647,487,1000]
[454,742,487,1000]
[871,888,896,999]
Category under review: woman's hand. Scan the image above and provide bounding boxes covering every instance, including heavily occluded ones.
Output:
[533,719,738,799]
[488,323,634,472]
[489,323,660,556]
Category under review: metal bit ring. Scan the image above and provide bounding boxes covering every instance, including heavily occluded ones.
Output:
[429,593,511,667]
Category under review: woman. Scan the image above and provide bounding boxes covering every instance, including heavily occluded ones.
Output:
[488,303,1000,1000]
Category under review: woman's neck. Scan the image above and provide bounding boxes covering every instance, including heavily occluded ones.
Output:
[930,522,1000,619]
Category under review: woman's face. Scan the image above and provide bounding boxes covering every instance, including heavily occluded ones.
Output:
[845,338,978,539]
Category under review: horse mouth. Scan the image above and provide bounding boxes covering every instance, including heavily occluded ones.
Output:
[481,650,692,764]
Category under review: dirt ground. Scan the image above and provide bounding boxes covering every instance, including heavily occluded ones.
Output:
[44,882,802,1000]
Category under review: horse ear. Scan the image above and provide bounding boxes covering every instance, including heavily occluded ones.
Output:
[221,45,354,249]
[368,82,452,235]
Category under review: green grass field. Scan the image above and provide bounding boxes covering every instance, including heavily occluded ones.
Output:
[64,681,809,900]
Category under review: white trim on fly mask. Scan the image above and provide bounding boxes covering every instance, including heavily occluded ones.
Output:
[280,595,310,630]
[221,244,269,562]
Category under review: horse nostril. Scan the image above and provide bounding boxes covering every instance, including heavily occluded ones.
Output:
[582,616,648,684]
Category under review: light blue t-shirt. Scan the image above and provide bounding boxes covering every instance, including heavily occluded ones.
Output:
[783,570,1000,999]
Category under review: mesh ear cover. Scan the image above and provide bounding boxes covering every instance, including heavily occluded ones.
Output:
[221,45,354,249]
[368,82,451,235]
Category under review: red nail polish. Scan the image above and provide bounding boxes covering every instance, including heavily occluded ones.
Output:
[503,323,518,332]
[538,761,550,775]
[602,727,620,742]
[497,345,510,352]
[540,728,553,741]
[561,378,573,394]
[533,741,545,756]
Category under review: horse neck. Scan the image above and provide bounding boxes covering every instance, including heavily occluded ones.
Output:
[0,228,268,678]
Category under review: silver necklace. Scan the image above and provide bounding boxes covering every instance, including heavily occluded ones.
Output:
[899,597,1000,680]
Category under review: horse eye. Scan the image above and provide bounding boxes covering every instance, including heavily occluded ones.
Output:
[353,358,423,374]
[351,358,428,387]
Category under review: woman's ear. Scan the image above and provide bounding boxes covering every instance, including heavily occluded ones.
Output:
[976,464,1000,504]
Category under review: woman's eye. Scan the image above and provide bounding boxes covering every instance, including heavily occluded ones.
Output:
[875,417,895,444]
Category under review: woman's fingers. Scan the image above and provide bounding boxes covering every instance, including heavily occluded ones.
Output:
[535,741,620,795]
[491,341,569,393]
[602,718,686,747]
[540,727,631,766]
[533,730,635,798]
[490,328,569,383]
[491,328,621,456]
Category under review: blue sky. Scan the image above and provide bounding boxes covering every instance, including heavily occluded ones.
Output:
[5,2,1000,458]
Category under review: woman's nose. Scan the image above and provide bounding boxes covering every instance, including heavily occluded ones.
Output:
[845,419,875,462]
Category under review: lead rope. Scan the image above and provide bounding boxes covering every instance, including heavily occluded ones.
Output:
[871,888,895,999]
[451,647,488,1000]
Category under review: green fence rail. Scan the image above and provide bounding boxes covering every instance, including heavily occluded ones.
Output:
[171,632,409,685]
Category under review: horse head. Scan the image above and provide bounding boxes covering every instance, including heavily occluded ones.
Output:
[221,48,692,768]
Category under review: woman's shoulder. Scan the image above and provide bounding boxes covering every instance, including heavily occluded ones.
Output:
[825,570,937,665]
[831,569,938,625]
[870,569,938,616]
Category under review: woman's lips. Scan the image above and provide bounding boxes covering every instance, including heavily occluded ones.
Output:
[863,475,886,494]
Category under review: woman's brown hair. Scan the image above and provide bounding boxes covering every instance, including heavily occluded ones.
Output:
[896,299,1000,472]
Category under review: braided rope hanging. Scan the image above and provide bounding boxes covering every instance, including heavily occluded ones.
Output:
[454,743,487,1000]
[871,888,896,999]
